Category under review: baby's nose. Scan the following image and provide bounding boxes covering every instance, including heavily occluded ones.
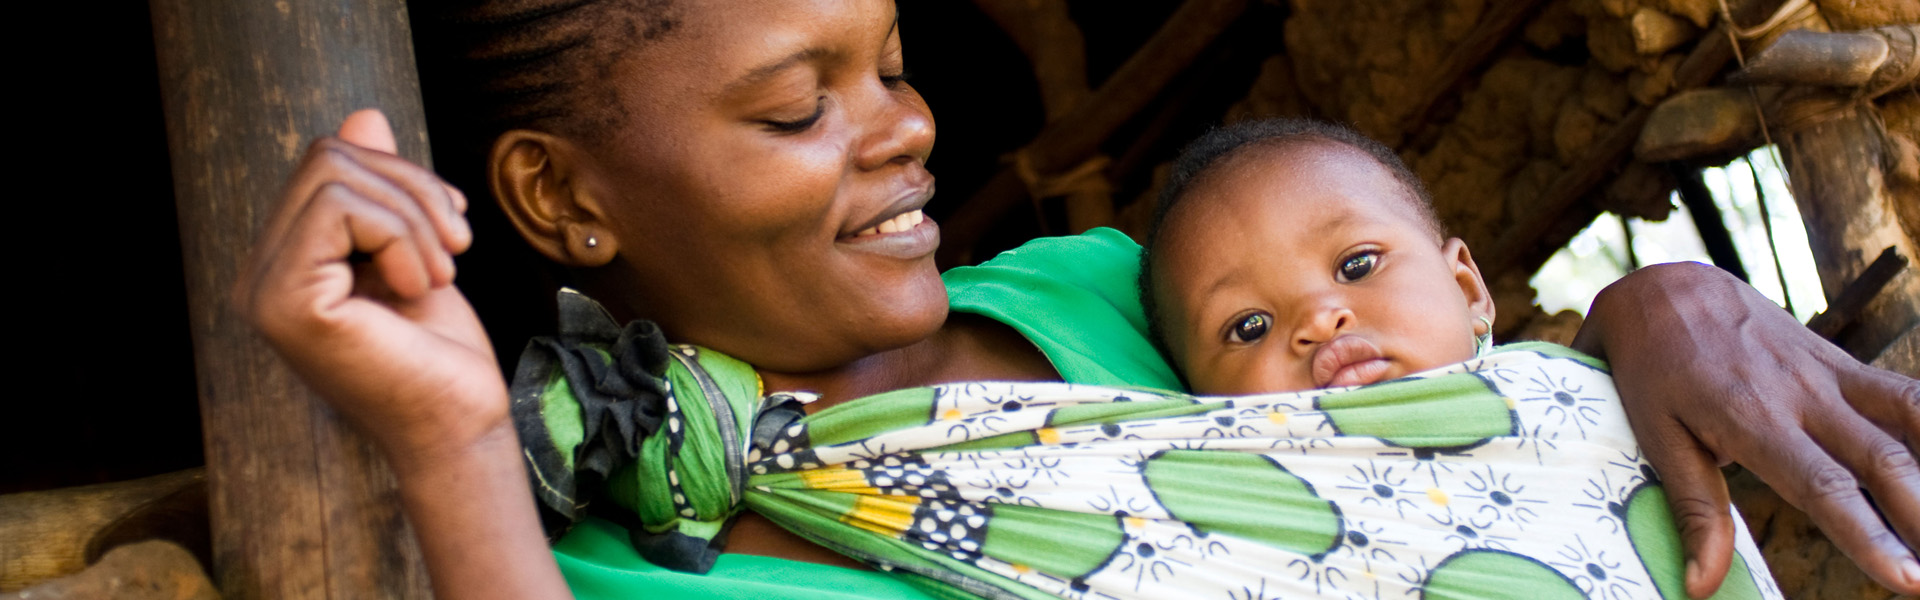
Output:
[1293,304,1355,348]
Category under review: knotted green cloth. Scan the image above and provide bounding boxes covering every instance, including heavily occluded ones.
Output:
[512,291,1780,600]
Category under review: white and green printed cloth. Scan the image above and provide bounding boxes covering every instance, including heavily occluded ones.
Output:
[513,292,1780,600]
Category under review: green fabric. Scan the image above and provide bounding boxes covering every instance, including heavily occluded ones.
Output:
[943,227,1181,390]
[556,517,942,600]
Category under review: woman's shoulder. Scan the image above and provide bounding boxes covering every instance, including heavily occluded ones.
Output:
[942,228,1183,390]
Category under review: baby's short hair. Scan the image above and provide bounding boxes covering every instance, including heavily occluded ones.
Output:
[1137,118,1443,362]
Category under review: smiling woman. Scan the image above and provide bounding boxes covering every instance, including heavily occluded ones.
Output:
[479,0,947,376]
[228,0,1920,599]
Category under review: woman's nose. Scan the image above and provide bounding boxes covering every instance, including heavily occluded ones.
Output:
[854,85,935,171]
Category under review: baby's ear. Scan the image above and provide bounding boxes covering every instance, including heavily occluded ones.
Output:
[1442,238,1495,326]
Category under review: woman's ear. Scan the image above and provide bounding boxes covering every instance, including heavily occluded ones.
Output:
[489,130,618,267]
[1443,238,1496,332]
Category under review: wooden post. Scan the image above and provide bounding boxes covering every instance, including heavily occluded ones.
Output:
[1779,100,1920,362]
[148,1,433,598]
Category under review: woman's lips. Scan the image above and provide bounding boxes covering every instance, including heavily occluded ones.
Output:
[1311,336,1391,388]
[836,212,939,260]
[851,209,925,236]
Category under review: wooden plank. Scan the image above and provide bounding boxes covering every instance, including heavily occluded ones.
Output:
[146,0,432,598]
[1805,246,1908,340]
[939,0,1250,265]
[0,470,205,592]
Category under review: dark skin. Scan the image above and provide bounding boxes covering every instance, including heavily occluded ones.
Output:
[235,1,1920,598]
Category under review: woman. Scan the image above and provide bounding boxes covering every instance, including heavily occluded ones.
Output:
[235,1,1920,598]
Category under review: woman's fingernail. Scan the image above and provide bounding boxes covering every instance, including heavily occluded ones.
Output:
[1685,559,1702,592]
[1903,558,1920,586]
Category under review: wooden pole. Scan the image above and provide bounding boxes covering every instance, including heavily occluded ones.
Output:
[148,1,433,598]
[1779,101,1920,362]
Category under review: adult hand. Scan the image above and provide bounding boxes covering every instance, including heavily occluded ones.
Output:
[233,109,505,466]
[1574,262,1920,598]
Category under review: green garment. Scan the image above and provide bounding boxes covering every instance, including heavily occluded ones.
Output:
[944,228,1180,390]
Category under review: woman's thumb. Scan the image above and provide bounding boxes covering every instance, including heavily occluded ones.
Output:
[338,109,398,154]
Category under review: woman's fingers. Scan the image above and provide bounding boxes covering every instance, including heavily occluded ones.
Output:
[254,113,467,281]
[255,183,436,325]
[1806,393,1920,591]
[1837,360,1920,444]
[338,109,397,154]
[314,149,462,288]
[326,138,472,255]
[1752,423,1920,594]
[1632,407,1736,598]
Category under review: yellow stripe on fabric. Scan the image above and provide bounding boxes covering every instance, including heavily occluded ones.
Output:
[801,468,880,495]
[843,494,919,536]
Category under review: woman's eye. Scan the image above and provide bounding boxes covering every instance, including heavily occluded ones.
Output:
[764,99,825,133]
[1228,312,1271,343]
[879,68,913,89]
[1337,252,1379,282]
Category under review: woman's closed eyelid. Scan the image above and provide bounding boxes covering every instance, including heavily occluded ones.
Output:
[762,97,827,133]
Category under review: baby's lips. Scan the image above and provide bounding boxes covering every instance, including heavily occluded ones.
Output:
[1311,336,1386,388]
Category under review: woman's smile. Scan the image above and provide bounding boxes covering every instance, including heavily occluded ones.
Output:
[838,181,938,260]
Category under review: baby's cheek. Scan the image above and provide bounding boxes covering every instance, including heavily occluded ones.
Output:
[1190,359,1309,396]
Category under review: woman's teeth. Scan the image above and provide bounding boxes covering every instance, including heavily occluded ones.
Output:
[858,210,925,236]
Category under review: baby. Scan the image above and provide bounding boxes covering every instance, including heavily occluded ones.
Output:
[1140,118,1495,395]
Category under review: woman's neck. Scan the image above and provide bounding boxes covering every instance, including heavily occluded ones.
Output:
[757,312,1059,412]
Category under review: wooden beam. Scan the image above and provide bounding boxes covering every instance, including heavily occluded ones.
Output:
[971,0,1111,236]
[148,0,432,597]
[971,0,1091,120]
[1671,163,1752,282]
[1804,246,1908,340]
[939,0,1250,266]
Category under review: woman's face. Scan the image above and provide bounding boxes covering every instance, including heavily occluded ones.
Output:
[573,0,941,373]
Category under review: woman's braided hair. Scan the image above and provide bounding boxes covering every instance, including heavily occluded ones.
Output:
[410,0,680,372]
[421,0,679,152]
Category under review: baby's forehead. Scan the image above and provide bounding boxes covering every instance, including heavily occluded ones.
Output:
[1170,141,1427,233]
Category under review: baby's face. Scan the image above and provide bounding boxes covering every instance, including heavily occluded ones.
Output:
[1152,142,1492,395]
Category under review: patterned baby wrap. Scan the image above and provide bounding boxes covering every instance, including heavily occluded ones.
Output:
[513,290,1780,600]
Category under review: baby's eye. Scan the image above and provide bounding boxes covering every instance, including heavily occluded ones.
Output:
[1337,252,1379,283]
[1228,312,1271,343]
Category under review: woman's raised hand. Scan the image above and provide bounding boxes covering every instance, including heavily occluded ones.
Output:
[233,109,506,465]
[1576,262,1920,598]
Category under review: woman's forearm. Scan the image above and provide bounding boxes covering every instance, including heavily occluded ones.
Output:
[390,421,573,600]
